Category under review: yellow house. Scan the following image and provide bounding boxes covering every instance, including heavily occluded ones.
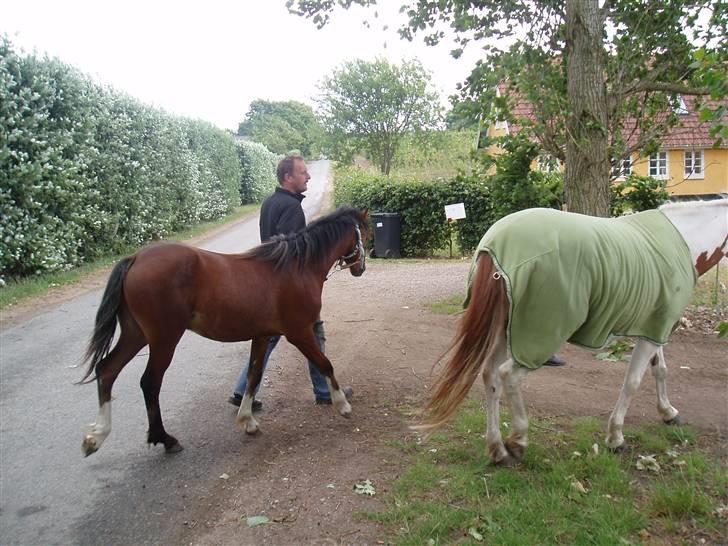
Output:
[483,90,728,199]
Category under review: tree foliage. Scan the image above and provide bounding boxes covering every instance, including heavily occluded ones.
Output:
[288,0,727,216]
[317,57,442,174]
[237,99,324,158]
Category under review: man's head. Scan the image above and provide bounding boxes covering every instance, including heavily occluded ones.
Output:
[277,155,310,194]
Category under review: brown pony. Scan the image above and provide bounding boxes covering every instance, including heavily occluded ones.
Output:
[80,206,369,457]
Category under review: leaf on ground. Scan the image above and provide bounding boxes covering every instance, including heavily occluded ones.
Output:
[468,527,484,541]
[635,454,661,472]
[246,515,269,527]
[354,479,376,496]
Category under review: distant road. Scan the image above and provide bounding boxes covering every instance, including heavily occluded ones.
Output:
[0,161,330,545]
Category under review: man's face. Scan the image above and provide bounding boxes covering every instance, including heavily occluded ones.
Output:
[287,159,310,194]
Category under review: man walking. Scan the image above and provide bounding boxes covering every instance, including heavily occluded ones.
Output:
[228,155,353,410]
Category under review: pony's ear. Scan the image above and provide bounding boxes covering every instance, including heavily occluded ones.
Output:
[361,208,369,221]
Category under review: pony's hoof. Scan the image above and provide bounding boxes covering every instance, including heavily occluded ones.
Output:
[493,453,520,467]
[664,414,684,426]
[165,441,184,454]
[245,424,260,435]
[505,442,525,462]
[337,401,352,418]
[608,442,628,453]
[82,436,99,457]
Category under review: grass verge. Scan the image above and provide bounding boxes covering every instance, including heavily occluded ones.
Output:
[366,401,727,545]
[0,205,259,310]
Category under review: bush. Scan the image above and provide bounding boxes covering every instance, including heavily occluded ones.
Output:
[611,174,669,215]
[0,36,253,279]
[237,140,278,204]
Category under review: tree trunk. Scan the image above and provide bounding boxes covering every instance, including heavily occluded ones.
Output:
[564,0,611,217]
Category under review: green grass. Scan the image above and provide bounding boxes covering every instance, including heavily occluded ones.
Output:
[367,401,727,545]
[0,204,259,310]
[691,261,728,308]
[428,292,466,315]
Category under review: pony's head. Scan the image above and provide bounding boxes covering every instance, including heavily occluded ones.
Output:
[659,198,728,276]
[337,208,369,277]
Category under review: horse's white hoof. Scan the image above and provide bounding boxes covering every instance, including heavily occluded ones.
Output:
[337,401,352,417]
[82,435,99,457]
[245,422,260,435]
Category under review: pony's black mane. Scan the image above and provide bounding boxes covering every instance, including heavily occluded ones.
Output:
[240,206,364,271]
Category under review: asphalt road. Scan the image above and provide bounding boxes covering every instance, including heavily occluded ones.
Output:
[0,160,330,545]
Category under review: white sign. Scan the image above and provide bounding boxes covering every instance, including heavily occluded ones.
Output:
[444,202,466,221]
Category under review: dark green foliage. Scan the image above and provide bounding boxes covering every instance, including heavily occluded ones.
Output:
[237,99,323,158]
[611,174,670,216]
[318,57,442,175]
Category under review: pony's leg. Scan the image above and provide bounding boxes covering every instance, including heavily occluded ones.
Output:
[82,314,146,456]
[606,339,658,450]
[287,332,351,417]
[236,336,269,435]
[499,359,530,462]
[140,333,184,453]
[481,336,514,465]
[651,346,681,425]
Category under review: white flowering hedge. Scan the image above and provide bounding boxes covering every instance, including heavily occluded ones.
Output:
[0,37,274,279]
[237,140,278,204]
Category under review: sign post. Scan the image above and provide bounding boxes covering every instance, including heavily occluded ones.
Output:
[444,203,467,258]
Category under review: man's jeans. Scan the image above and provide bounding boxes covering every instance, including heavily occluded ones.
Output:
[233,320,331,400]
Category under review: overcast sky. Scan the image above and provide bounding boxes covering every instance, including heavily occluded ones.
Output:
[2,1,483,131]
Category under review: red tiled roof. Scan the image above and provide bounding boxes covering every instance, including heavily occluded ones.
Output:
[498,82,727,149]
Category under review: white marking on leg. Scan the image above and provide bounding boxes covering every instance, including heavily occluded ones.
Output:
[606,339,655,449]
[236,393,259,434]
[651,346,679,422]
[82,401,112,455]
[500,359,530,455]
[482,337,509,463]
[326,379,351,416]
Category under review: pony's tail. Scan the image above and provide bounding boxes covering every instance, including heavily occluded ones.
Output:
[78,257,135,384]
[414,254,508,436]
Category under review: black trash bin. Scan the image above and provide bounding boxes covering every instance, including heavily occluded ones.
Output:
[371,212,401,258]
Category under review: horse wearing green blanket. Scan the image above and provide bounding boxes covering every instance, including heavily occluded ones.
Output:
[417,199,727,466]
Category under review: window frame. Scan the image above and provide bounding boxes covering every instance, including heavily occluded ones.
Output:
[648,151,669,179]
[683,149,704,179]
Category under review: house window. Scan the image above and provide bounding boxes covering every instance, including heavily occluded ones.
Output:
[684,150,704,178]
[648,152,669,179]
[611,156,632,179]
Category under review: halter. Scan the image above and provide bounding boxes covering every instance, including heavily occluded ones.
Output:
[326,224,365,280]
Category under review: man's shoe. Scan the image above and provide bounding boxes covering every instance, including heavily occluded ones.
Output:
[315,386,354,405]
[228,393,262,411]
[543,354,566,366]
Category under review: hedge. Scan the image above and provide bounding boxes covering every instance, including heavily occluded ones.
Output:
[0,36,274,279]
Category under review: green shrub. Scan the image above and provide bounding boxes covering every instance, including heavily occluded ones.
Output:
[611,174,670,215]
[0,36,271,280]
[236,140,278,204]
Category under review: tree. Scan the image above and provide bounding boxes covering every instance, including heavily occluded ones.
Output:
[288,0,726,216]
[317,57,442,174]
[237,100,324,158]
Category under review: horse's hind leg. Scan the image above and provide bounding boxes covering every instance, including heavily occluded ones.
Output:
[141,333,184,453]
[82,315,146,456]
[499,359,530,462]
[651,346,681,425]
[606,339,657,450]
[481,335,514,465]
